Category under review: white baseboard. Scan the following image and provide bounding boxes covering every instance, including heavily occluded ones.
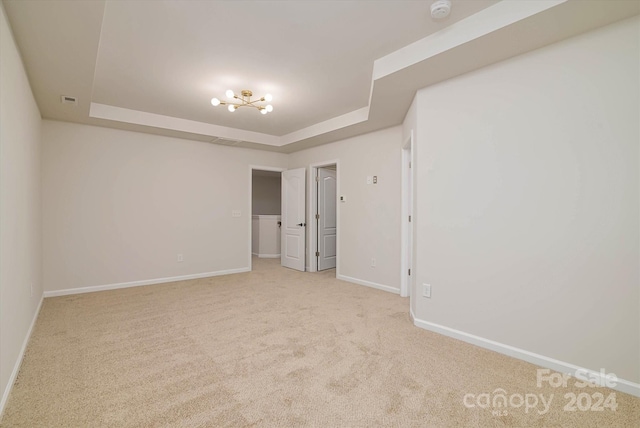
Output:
[412,316,640,398]
[0,295,44,417]
[43,267,250,298]
[337,274,400,295]
[257,253,280,259]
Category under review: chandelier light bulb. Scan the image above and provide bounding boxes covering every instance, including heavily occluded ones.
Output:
[260,109,268,115]
[225,89,235,99]
[211,97,220,106]
[264,94,273,102]
[266,105,273,113]
[228,104,236,112]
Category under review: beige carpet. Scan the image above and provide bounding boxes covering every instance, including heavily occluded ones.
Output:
[1,257,638,427]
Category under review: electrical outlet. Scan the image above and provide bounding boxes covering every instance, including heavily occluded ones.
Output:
[371,257,376,267]
[177,254,184,262]
[232,210,241,218]
[373,176,378,184]
[423,284,431,298]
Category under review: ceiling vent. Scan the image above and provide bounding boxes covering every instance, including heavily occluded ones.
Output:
[431,0,451,19]
[210,137,241,146]
[60,95,78,106]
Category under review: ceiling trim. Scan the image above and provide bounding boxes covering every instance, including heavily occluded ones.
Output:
[89,103,281,146]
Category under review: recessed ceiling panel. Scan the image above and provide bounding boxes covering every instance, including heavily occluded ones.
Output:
[91,0,498,136]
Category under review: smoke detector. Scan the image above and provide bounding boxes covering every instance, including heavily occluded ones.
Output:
[431,0,451,19]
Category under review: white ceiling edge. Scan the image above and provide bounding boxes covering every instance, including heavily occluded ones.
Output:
[88,0,632,151]
[280,107,370,146]
[90,102,370,148]
[90,103,281,146]
[373,0,566,80]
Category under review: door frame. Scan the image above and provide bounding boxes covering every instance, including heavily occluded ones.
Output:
[308,160,340,273]
[400,131,414,298]
[248,165,286,271]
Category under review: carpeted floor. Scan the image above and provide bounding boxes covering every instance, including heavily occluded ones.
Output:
[1,257,638,427]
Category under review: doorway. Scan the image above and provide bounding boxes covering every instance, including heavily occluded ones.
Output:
[309,161,339,273]
[249,166,285,271]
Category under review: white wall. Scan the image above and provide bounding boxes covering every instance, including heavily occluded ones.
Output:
[251,215,281,257]
[412,16,639,383]
[42,121,288,293]
[289,126,403,292]
[252,175,281,215]
[0,4,43,410]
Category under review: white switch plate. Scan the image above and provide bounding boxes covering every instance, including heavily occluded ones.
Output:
[177,254,184,262]
[340,195,346,202]
[366,176,372,185]
[423,284,431,298]
[232,210,241,217]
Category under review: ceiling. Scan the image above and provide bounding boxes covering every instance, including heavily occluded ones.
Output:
[3,0,639,153]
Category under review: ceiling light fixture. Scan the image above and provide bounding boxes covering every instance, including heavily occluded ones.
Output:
[211,89,273,114]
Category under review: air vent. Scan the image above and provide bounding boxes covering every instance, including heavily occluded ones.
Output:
[60,95,78,106]
[210,137,241,146]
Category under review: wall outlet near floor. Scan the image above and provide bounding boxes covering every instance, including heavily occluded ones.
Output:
[370,257,376,267]
[177,254,184,262]
[423,284,431,298]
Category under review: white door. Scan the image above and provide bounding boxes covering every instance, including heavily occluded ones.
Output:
[401,138,414,298]
[317,168,337,270]
[281,168,306,271]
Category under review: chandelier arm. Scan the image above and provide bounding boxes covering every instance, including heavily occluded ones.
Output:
[226,101,259,110]
[212,90,271,112]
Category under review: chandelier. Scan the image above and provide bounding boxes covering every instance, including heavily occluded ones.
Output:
[211,89,273,114]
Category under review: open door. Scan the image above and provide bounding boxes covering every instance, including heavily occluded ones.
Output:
[401,134,414,298]
[281,168,306,271]
[317,168,336,270]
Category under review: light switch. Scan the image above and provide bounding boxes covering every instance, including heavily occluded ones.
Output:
[339,195,346,202]
[423,284,431,298]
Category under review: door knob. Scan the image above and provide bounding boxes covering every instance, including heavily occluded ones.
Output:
[297,222,306,227]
